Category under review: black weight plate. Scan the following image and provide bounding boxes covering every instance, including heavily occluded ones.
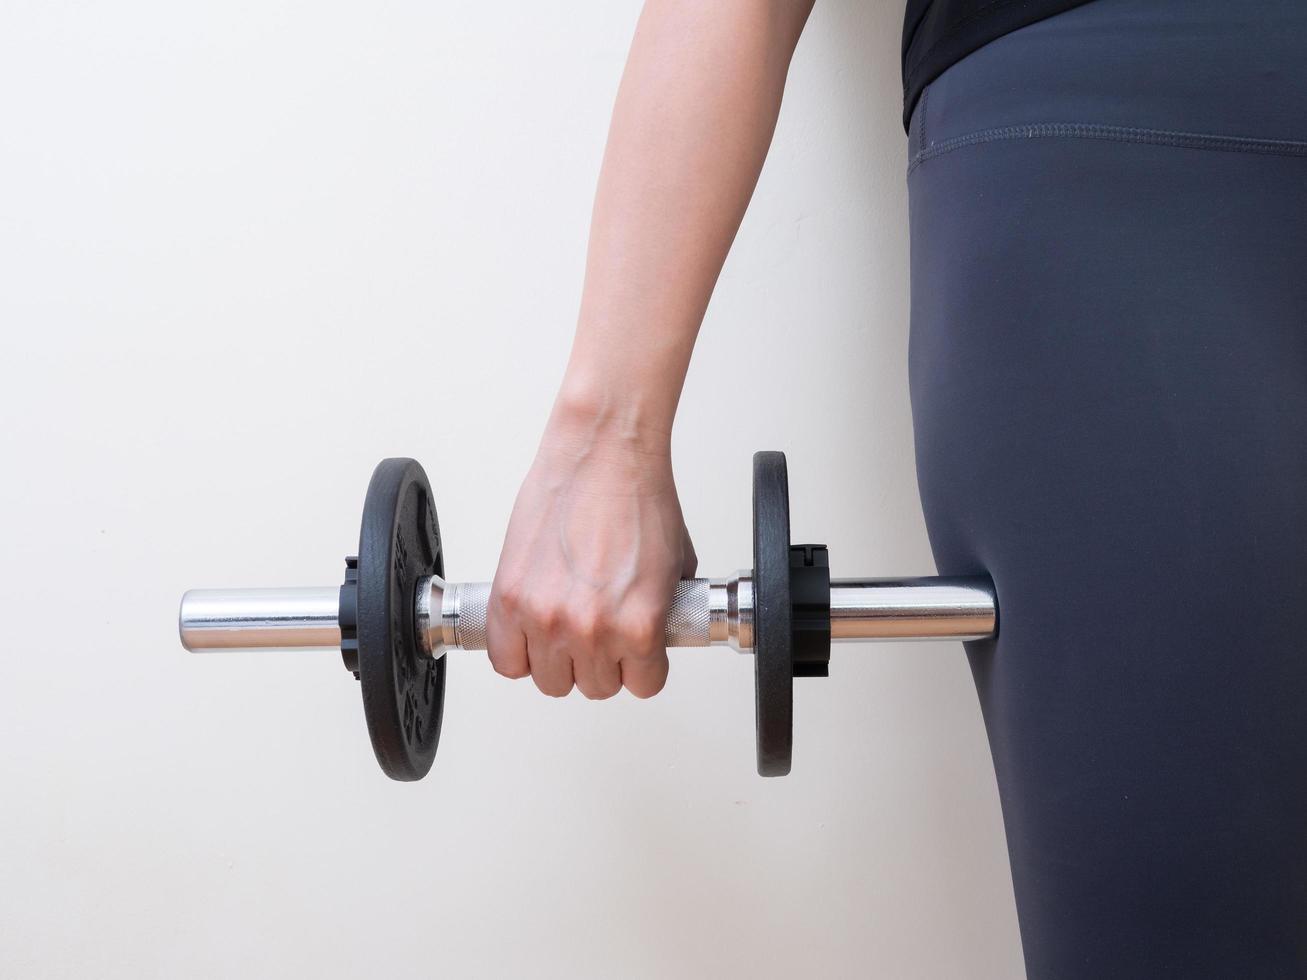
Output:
[752,451,793,776]
[356,458,446,781]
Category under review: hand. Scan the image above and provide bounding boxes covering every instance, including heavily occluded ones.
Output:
[485,416,697,699]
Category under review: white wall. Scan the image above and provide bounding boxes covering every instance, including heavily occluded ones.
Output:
[0,2,1023,976]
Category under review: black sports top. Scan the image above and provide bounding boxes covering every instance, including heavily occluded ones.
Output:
[901,0,1097,131]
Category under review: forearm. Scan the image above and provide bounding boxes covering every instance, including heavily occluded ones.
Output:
[550,0,814,452]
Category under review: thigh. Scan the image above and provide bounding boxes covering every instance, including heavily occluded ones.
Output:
[906,1,1307,975]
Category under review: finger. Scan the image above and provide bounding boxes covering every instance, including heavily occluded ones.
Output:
[485,585,529,679]
[565,603,622,700]
[620,655,669,700]
[618,599,672,698]
[526,634,575,698]
[573,645,623,700]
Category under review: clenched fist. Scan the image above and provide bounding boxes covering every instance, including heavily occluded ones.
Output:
[485,413,696,699]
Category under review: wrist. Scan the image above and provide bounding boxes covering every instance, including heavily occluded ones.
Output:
[544,371,676,458]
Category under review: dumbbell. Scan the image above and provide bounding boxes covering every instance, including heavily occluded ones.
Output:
[178,451,997,780]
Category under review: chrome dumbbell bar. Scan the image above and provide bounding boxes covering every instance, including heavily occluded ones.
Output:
[178,453,999,781]
[179,572,997,656]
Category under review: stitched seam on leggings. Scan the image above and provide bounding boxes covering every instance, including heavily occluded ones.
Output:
[906,122,1307,175]
[918,85,929,157]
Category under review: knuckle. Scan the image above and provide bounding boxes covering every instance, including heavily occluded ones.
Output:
[620,611,662,653]
[491,585,521,618]
[566,606,603,645]
[524,596,563,633]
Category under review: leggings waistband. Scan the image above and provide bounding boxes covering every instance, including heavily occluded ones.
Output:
[908,0,1307,158]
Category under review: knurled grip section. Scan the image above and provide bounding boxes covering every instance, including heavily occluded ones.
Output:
[665,578,711,647]
[450,579,712,651]
[451,582,492,651]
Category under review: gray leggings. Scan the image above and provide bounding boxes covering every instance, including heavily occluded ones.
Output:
[905,0,1307,975]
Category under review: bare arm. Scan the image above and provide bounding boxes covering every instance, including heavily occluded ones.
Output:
[486,0,815,699]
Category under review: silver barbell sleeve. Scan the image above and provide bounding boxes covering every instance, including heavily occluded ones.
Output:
[179,574,996,655]
[178,586,343,650]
